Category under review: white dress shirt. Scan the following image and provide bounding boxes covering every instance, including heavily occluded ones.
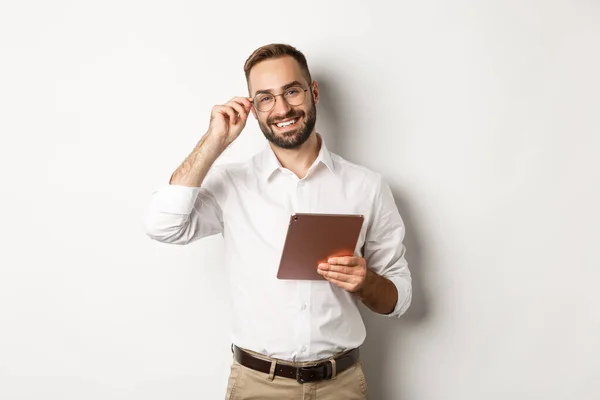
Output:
[145,135,412,362]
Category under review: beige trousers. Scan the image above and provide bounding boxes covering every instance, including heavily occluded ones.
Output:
[224,350,369,400]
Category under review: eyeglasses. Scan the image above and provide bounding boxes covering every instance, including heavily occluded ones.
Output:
[252,86,309,112]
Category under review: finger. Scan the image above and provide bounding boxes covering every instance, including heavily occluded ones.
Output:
[226,100,248,121]
[327,256,360,266]
[322,275,355,292]
[229,96,252,108]
[318,263,355,275]
[226,97,252,118]
[230,96,253,111]
[214,105,238,125]
[317,268,353,282]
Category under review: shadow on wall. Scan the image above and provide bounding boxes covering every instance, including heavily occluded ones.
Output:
[314,69,431,400]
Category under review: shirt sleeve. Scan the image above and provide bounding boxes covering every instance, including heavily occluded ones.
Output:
[144,166,228,245]
[363,174,412,318]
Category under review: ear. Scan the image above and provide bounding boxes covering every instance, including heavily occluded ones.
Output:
[250,105,257,119]
[311,80,320,105]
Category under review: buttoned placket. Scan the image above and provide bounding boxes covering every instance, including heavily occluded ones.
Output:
[294,173,312,358]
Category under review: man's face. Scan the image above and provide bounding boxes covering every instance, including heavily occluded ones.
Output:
[248,56,318,149]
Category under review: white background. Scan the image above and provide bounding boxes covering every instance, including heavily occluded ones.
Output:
[1,1,599,399]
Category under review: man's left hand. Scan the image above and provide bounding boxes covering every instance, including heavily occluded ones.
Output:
[317,256,371,293]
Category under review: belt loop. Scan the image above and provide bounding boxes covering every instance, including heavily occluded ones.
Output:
[267,359,277,381]
[329,358,337,380]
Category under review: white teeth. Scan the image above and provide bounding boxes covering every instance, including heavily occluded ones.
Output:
[276,119,296,128]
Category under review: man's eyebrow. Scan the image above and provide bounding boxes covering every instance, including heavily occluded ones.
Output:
[254,81,304,96]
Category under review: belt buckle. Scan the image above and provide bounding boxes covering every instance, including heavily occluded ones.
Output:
[296,361,333,383]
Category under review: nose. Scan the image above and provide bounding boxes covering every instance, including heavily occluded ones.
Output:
[271,94,292,116]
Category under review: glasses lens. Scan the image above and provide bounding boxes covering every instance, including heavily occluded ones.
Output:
[283,86,306,106]
[255,94,275,112]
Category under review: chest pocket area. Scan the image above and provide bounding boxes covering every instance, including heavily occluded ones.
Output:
[247,200,291,253]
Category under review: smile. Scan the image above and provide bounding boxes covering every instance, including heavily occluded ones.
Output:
[277,119,296,127]
[273,117,301,129]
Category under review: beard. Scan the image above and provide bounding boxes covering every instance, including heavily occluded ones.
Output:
[257,98,317,150]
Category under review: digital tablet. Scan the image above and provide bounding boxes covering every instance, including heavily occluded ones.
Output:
[276,213,364,280]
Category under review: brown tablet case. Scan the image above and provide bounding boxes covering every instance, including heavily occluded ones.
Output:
[276,213,364,280]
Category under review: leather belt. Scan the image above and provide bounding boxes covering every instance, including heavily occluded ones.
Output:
[232,345,360,383]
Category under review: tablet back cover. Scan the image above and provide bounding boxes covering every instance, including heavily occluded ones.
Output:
[276,213,364,280]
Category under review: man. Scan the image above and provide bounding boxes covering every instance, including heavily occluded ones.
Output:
[145,43,412,399]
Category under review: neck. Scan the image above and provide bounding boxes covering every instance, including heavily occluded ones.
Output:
[270,131,321,179]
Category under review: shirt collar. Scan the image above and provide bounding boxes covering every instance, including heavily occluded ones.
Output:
[260,133,335,181]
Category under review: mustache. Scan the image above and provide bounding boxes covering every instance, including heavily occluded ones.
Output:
[268,110,304,125]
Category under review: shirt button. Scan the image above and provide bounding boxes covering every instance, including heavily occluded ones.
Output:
[300,304,307,311]
[301,346,307,352]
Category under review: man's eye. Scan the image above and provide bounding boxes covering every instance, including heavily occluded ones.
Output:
[287,89,299,95]
[260,96,273,103]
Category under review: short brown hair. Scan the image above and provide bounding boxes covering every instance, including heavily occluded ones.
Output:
[244,43,312,85]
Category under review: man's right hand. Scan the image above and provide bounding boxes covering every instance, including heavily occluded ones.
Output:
[207,97,254,149]
[168,97,254,187]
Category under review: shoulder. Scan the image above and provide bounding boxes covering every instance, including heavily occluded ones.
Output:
[330,152,385,190]
[207,150,263,182]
